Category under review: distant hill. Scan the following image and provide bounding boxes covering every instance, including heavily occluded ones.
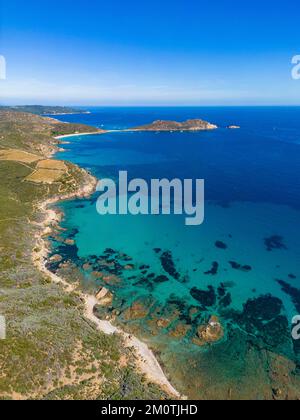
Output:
[0,110,102,154]
[0,105,90,116]
[132,118,218,131]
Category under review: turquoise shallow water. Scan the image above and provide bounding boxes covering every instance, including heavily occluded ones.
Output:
[47,107,300,399]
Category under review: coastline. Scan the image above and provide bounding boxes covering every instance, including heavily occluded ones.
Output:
[32,145,181,399]
[54,131,105,140]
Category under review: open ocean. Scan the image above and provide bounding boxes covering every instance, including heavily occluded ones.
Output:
[47,107,300,399]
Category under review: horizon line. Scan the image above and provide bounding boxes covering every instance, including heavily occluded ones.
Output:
[2,103,300,108]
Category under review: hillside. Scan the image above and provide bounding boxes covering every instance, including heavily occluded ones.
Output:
[0,110,166,400]
[0,106,90,116]
[133,118,218,131]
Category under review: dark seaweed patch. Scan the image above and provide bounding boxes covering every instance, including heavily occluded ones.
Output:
[215,241,228,250]
[160,251,180,280]
[229,261,252,272]
[222,294,290,352]
[217,283,226,297]
[243,295,282,321]
[264,235,287,252]
[133,277,154,291]
[204,262,219,275]
[166,295,193,324]
[153,275,169,283]
[277,279,300,313]
[190,286,216,307]
[219,293,232,308]
[104,248,117,255]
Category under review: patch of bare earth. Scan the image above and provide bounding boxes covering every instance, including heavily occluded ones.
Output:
[0,149,42,164]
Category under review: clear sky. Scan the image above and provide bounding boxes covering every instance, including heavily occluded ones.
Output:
[1,0,300,105]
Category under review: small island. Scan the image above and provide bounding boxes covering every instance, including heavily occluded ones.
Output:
[227,125,241,129]
[131,118,218,132]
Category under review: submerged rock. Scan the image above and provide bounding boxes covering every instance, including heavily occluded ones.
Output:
[49,254,63,263]
[102,274,122,286]
[156,318,172,329]
[123,300,150,320]
[82,262,92,271]
[169,322,191,339]
[65,238,75,246]
[124,264,135,270]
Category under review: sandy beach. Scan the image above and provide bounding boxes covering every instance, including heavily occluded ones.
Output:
[54,131,105,140]
[31,162,181,399]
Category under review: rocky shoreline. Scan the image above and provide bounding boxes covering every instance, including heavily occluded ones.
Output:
[32,138,181,399]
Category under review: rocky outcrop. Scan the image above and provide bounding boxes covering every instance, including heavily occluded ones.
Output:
[193,316,224,346]
[95,286,113,306]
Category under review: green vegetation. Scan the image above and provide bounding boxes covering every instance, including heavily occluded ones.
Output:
[0,105,89,115]
[0,110,166,400]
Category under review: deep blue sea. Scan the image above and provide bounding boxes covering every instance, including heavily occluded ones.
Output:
[48,107,300,399]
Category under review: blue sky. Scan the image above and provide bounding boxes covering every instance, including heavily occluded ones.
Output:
[1,0,300,105]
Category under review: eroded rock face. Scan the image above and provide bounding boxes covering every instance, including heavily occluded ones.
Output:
[193,316,224,346]
[95,287,113,306]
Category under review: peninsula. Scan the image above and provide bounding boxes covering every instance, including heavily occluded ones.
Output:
[0,105,91,116]
[131,118,218,132]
